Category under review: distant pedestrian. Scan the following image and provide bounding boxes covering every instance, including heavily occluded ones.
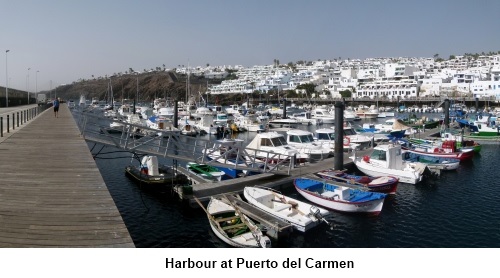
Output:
[53,98,60,118]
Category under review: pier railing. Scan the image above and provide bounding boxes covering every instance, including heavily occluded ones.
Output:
[74,110,296,175]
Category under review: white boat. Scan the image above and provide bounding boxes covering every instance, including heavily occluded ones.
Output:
[312,128,360,152]
[243,187,330,232]
[203,138,261,178]
[310,107,335,124]
[268,118,300,128]
[344,108,361,121]
[294,178,387,215]
[285,129,331,161]
[234,114,266,132]
[288,111,319,125]
[356,108,379,119]
[245,131,306,164]
[205,196,271,248]
[351,143,426,184]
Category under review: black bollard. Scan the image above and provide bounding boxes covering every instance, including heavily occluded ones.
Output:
[7,115,9,133]
[282,98,287,119]
[173,100,178,129]
[334,101,345,170]
[444,99,450,128]
[475,97,478,112]
[1,117,3,137]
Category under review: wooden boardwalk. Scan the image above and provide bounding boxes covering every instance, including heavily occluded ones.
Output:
[0,104,134,247]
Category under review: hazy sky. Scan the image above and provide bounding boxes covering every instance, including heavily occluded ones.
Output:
[1,0,499,91]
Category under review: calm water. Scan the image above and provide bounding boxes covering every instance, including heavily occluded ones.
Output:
[85,112,500,248]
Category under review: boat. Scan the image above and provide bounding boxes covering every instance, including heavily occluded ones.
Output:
[315,169,399,194]
[268,118,300,128]
[186,162,226,182]
[203,138,261,178]
[400,139,474,162]
[310,107,335,124]
[243,186,330,232]
[293,178,387,215]
[125,155,189,186]
[285,129,331,161]
[203,195,272,248]
[402,151,460,171]
[440,130,482,153]
[245,131,305,164]
[351,143,427,184]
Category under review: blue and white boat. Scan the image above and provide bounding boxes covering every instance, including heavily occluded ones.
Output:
[294,178,387,216]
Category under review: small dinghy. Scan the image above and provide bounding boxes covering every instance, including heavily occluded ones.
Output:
[294,178,387,216]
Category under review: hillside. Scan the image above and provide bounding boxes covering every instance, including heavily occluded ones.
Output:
[52,71,216,103]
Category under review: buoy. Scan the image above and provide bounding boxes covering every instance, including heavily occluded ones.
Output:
[363,155,370,163]
[343,136,351,146]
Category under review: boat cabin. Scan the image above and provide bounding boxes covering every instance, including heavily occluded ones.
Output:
[368,144,404,170]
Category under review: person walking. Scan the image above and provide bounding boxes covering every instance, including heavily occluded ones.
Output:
[53,98,60,118]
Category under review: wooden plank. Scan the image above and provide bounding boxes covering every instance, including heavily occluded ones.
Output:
[0,105,134,247]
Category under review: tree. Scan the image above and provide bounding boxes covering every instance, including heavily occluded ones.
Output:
[449,55,456,60]
[296,83,316,97]
[129,68,134,74]
[339,89,352,98]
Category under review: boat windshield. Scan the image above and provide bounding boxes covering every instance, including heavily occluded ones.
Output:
[271,136,288,147]
[343,129,356,136]
[370,149,387,161]
[299,134,315,143]
[316,132,333,140]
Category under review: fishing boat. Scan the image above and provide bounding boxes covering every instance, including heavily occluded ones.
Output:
[243,186,330,232]
[402,151,460,171]
[315,169,399,194]
[203,195,272,248]
[293,178,387,215]
[351,143,427,184]
[125,155,189,186]
[186,162,226,182]
[400,139,474,162]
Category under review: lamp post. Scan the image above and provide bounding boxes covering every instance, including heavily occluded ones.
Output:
[5,50,10,107]
[27,67,31,104]
[36,70,39,99]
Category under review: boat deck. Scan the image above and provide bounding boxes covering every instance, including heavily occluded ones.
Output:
[0,104,134,247]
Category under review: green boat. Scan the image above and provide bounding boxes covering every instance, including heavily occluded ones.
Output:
[186,162,226,182]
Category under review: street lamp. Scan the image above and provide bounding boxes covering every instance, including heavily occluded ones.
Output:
[36,70,39,98]
[5,50,10,107]
[27,67,31,104]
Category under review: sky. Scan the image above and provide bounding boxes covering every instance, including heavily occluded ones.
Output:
[1,0,499,91]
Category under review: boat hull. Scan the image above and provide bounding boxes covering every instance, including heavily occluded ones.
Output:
[243,187,328,232]
[124,165,189,186]
[354,160,422,184]
[294,178,386,215]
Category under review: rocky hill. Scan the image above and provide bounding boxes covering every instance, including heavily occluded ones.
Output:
[53,71,216,103]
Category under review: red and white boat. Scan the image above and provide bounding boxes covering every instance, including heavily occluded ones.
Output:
[401,140,474,162]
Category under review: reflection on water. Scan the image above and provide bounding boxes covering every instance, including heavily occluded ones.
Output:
[88,112,500,247]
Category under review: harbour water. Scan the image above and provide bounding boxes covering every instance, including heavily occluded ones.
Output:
[88,113,500,248]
